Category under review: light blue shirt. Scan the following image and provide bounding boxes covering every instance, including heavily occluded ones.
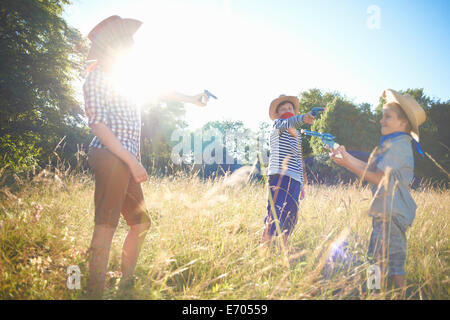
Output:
[369,134,417,229]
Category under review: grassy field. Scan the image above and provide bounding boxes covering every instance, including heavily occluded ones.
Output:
[0,168,448,300]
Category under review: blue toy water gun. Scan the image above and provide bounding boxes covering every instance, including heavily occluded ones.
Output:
[200,90,217,104]
[300,129,342,158]
[311,107,326,117]
[204,90,217,100]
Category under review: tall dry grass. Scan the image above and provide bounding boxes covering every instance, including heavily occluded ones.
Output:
[0,165,448,300]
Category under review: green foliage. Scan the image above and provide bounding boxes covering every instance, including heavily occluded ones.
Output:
[297,89,379,160]
[297,89,343,157]
[0,132,41,174]
[311,95,378,155]
[297,89,378,183]
[0,0,89,177]
[140,101,188,174]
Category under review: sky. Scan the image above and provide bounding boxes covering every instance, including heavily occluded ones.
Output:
[64,0,450,131]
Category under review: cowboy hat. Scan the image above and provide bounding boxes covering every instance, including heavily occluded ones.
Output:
[87,15,143,61]
[382,89,426,142]
[269,95,299,120]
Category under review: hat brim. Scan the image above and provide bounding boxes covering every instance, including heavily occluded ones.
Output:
[87,16,142,61]
[269,96,299,120]
[382,89,425,142]
[121,18,143,36]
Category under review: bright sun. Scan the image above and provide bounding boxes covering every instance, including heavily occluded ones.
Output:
[111,47,169,106]
[106,1,354,131]
[110,5,218,107]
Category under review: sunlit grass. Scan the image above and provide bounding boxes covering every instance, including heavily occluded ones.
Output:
[0,169,448,300]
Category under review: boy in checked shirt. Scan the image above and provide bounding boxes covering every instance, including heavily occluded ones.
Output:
[83,15,208,298]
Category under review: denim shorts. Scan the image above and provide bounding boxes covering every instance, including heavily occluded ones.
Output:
[264,174,301,236]
[367,216,407,276]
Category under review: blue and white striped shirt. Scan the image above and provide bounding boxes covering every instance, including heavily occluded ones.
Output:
[268,115,305,185]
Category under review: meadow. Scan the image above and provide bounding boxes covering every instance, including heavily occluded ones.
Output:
[0,167,448,300]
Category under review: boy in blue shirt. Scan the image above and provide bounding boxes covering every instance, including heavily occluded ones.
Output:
[261,95,315,248]
[330,89,426,294]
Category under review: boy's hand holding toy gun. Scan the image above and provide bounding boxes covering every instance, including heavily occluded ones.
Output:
[200,89,217,105]
[300,129,343,159]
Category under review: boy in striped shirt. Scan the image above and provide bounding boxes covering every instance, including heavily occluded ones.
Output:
[261,95,315,248]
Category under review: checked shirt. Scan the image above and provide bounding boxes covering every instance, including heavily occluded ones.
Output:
[83,64,141,159]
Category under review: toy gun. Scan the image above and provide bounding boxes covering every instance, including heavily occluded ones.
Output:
[204,89,217,99]
[311,107,326,117]
[200,90,217,104]
[300,129,342,158]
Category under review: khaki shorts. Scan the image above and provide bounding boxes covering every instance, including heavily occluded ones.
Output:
[88,148,151,228]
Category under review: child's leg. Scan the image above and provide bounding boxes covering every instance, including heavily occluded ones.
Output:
[120,180,152,283]
[387,219,408,297]
[367,217,407,294]
[121,222,151,283]
[262,175,300,249]
[87,225,116,299]
[86,148,138,297]
[277,178,301,249]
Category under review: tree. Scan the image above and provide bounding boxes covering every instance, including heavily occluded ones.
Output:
[202,120,252,164]
[298,89,379,157]
[0,0,89,176]
[311,96,379,155]
[297,89,339,157]
[297,89,379,184]
[140,101,188,175]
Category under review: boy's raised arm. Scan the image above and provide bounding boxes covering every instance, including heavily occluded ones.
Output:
[274,114,304,130]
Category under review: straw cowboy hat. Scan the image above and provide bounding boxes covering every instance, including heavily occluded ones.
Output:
[87,15,143,61]
[382,89,426,142]
[269,95,299,120]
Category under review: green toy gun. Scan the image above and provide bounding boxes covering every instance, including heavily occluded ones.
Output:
[300,129,342,158]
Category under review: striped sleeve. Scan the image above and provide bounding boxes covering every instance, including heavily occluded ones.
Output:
[273,115,304,130]
[83,71,109,126]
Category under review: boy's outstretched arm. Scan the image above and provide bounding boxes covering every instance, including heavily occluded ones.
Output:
[159,91,208,107]
[330,146,384,185]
